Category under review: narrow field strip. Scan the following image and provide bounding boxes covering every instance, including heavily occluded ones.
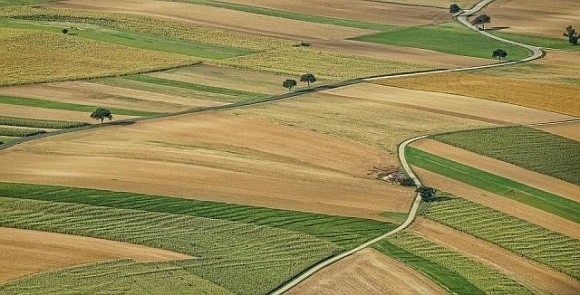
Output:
[0,116,88,129]
[0,126,45,137]
[421,196,580,279]
[406,147,580,223]
[0,197,340,294]
[432,126,580,185]
[0,96,159,117]
[376,232,531,294]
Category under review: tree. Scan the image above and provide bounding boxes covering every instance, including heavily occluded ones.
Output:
[492,48,507,62]
[62,28,69,34]
[282,79,297,92]
[449,4,461,14]
[471,14,491,30]
[564,26,579,45]
[91,107,113,123]
[300,73,316,88]
[416,186,437,202]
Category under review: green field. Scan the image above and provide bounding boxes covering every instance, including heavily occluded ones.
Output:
[432,126,580,185]
[406,147,580,222]
[352,22,531,60]
[492,31,580,51]
[0,116,89,129]
[0,96,159,117]
[375,232,530,294]
[0,0,56,6]
[421,196,580,279]
[0,126,45,137]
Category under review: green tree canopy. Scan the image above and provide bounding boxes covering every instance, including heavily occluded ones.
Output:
[300,73,317,87]
[282,79,297,92]
[90,107,113,123]
[492,48,507,62]
[449,4,461,14]
[564,26,579,45]
[471,14,491,30]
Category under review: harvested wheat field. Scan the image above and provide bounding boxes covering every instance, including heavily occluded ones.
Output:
[221,0,451,26]
[536,121,580,141]
[229,92,493,152]
[378,72,580,116]
[0,112,413,220]
[0,227,190,283]
[413,167,580,239]
[325,83,573,124]
[49,0,374,40]
[411,139,580,201]
[485,0,580,38]
[287,248,446,295]
[410,218,580,294]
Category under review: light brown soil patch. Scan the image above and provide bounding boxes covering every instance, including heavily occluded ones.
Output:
[485,0,580,38]
[411,218,580,294]
[50,0,374,40]
[413,167,580,239]
[325,83,573,124]
[287,248,446,295]
[370,0,480,9]
[378,71,580,116]
[221,0,451,26]
[0,227,191,283]
[0,81,220,113]
[412,139,580,202]
[0,113,413,221]
[536,121,580,141]
[0,104,134,122]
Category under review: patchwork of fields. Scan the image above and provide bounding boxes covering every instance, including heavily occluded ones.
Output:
[1,0,579,294]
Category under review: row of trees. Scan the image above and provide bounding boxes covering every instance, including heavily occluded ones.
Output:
[282,73,317,92]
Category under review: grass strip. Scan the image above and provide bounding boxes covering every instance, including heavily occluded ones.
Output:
[373,240,484,294]
[406,147,580,223]
[127,74,268,99]
[0,126,45,137]
[492,31,580,51]
[0,95,160,117]
[0,116,88,129]
[352,22,531,60]
[421,195,580,279]
[432,126,580,185]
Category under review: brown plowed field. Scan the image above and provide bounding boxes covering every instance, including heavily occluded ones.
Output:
[370,0,480,9]
[221,0,451,26]
[0,104,134,122]
[287,248,446,295]
[536,121,580,141]
[413,167,580,239]
[485,0,580,38]
[50,0,374,40]
[324,83,573,124]
[412,139,580,202]
[411,218,580,294]
[0,113,413,221]
[0,227,190,283]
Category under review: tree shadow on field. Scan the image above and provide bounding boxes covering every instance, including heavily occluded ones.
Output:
[110,120,137,126]
[486,26,510,31]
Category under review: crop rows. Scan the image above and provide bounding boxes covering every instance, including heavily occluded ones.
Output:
[0,197,339,294]
[432,126,580,185]
[0,116,88,129]
[421,197,580,279]
[0,126,45,137]
[378,232,530,294]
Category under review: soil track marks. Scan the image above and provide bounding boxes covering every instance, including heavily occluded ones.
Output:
[0,113,413,220]
[0,227,190,283]
[412,139,580,202]
[286,248,446,295]
[413,167,580,239]
[411,218,580,294]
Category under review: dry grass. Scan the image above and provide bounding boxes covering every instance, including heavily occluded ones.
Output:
[0,27,194,86]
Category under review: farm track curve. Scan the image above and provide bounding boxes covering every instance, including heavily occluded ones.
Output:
[0,0,576,294]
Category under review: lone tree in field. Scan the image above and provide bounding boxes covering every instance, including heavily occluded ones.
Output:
[416,186,437,202]
[471,14,491,30]
[282,79,297,92]
[449,4,461,14]
[492,48,507,62]
[564,26,579,45]
[91,107,113,123]
[300,73,317,88]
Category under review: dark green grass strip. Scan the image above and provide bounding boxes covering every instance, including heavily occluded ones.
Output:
[0,96,160,117]
[126,74,268,99]
[0,126,45,137]
[492,31,580,51]
[172,0,396,31]
[432,126,580,185]
[0,182,391,249]
[406,147,580,223]
[0,0,56,6]
[373,240,484,295]
[352,22,531,60]
[0,116,88,129]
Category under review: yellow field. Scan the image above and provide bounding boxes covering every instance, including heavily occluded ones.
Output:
[222,47,430,80]
[0,27,194,86]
